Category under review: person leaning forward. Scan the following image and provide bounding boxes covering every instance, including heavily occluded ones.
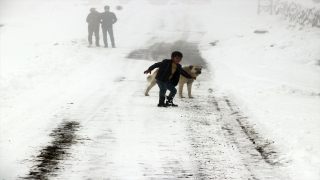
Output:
[144,51,196,107]
[100,5,117,48]
[86,8,100,46]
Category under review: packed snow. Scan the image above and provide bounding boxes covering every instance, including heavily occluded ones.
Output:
[0,0,319,179]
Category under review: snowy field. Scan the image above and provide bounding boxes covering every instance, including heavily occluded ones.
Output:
[0,0,319,179]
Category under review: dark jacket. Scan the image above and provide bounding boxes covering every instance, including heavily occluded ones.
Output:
[86,11,101,27]
[100,12,117,28]
[148,59,193,86]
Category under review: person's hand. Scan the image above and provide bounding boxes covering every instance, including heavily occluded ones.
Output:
[144,70,151,74]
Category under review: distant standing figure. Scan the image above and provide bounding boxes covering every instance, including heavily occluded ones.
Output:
[86,8,100,46]
[100,5,117,48]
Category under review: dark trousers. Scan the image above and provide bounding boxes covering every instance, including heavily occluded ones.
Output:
[102,27,115,47]
[156,80,177,99]
[88,26,99,45]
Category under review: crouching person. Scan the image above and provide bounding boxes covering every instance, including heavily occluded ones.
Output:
[143,51,195,107]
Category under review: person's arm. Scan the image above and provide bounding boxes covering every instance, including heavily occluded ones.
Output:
[113,13,117,24]
[143,61,163,74]
[98,13,102,24]
[86,14,90,23]
[180,68,195,79]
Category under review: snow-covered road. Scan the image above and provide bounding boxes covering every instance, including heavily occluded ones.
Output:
[21,34,287,180]
[21,43,287,179]
[1,0,319,179]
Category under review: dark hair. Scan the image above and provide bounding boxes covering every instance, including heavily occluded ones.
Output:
[104,5,110,10]
[171,51,183,58]
[90,8,95,12]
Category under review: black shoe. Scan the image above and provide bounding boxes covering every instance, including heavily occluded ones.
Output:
[157,97,167,107]
[166,97,178,107]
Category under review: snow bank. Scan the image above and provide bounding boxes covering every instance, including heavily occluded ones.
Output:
[199,1,320,179]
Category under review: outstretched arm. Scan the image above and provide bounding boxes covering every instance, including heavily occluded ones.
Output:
[143,61,163,74]
[144,70,151,74]
[180,69,195,79]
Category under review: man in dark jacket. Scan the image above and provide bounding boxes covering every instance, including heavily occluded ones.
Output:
[144,51,195,107]
[100,5,117,48]
[86,8,100,46]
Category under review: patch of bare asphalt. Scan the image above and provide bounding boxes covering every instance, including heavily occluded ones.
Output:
[20,121,80,180]
[127,40,207,69]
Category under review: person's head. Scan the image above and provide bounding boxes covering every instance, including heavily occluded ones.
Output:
[171,51,183,64]
[90,8,96,13]
[104,5,110,12]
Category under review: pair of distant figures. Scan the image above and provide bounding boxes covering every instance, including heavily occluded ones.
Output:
[86,5,117,48]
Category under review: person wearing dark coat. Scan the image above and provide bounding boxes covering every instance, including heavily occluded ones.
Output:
[144,51,195,107]
[86,8,100,46]
[100,5,117,48]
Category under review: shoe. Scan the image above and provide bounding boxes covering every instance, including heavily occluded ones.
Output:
[104,46,108,48]
[166,97,178,107]
[157,97,167,107]
[112,46,116,48]
[96,44,100,47]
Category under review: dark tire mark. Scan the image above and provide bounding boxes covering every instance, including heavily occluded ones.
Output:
[223,97,281,166]
[183,95,237,180]
[21,121,80,180]
[214,95,289,179]
[212,96,221,113]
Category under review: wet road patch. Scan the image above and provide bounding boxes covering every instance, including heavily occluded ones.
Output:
[22,121,80,179]
[127,40,207,69]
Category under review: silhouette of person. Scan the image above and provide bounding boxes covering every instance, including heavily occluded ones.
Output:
[86,8,100,46]
[100,5,117,48]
